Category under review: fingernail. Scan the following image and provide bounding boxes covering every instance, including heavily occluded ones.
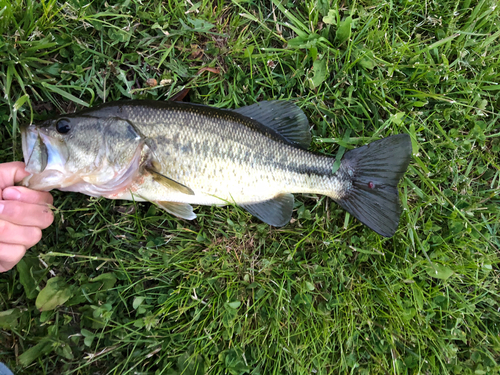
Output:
[3,188,21,200]
[0,203,4,215]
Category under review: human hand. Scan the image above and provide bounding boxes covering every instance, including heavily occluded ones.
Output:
[0,162,54,272]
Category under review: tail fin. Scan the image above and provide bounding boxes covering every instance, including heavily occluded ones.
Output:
[334,134,412,237]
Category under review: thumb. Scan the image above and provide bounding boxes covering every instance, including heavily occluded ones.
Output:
[0,162,30,190]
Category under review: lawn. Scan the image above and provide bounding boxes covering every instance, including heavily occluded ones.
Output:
[1,0,500,373]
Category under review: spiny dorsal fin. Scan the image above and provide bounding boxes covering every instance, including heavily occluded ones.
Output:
[156,201,196,220]
[239,193,294,227]
[145,165,195,195]
[233,101,311,149]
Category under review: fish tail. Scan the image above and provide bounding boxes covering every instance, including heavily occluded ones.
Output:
[331,134,412,237]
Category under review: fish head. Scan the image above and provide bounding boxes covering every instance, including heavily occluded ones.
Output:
[21,115,143,195]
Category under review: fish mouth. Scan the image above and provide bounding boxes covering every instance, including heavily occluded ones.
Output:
[23,128,48,174]
[21,125,69,190]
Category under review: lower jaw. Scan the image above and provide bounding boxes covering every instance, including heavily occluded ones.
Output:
[20,170,66,191]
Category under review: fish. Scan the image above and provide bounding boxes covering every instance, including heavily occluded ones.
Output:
[21,100,412,237]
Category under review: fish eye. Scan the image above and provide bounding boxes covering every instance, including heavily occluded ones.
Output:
[56,119,71,134]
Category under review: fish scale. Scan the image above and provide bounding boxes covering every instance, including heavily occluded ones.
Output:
[108,102,338,204]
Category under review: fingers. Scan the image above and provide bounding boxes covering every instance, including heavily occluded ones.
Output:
[0,163,54,272]
[3,186,54,205]
[0,163,54,273]
[0,220,42,248]
[0,162,30,189]
[0,201,54,229]
[0,243,26,272]
[0,162,54,205]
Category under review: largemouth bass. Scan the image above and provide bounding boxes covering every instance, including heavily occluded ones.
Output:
[21,100,412,237]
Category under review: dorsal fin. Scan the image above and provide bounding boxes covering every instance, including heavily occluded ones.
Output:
[233,101,311,149]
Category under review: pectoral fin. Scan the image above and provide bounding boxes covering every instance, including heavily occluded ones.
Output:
[156,201,197,220]
[240,193,294,227]
[145,165,195,195]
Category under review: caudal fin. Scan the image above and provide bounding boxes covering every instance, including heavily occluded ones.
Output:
[334,134,412,237]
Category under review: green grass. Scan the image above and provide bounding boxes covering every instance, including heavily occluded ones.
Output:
[1,0,500,373]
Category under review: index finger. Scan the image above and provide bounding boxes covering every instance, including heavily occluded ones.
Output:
[0,162,30,190]
[3,186,54,205]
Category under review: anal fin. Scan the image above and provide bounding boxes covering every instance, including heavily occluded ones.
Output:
[240,193,294,227]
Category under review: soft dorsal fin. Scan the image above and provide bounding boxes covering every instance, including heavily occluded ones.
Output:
[145,165,195,195]
[233,101,311,149]
[239,193,294,227]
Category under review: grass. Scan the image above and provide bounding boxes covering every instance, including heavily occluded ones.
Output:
[1,0,500,373]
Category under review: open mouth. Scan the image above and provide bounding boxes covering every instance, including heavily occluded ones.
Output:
[22,125,69,173]
[20,125,71,191]
[23,129,48,174]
